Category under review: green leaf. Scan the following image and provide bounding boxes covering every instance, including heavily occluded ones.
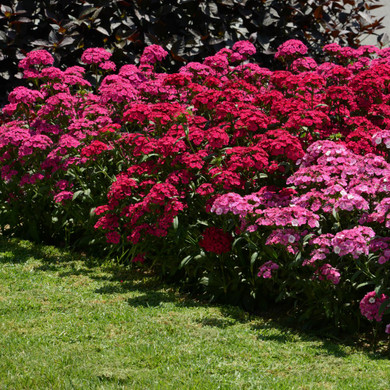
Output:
[180,255,193,268]
[173,216,179,230]
[250,252,258,265]
[378,298,390,315]
[355,281,375,290]
[72,190,84,200]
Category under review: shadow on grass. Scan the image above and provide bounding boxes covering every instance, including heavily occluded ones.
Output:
[0,236,73,264]
[0,236,114,282]
[1,236,389,359]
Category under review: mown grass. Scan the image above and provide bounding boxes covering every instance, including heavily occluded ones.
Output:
[0,237,389,389]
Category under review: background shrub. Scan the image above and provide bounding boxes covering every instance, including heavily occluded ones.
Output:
[0,0,386,105]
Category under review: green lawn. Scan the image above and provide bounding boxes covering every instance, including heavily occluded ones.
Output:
[0,237,389,389]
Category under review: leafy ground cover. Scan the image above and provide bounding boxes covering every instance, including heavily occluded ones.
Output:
[0,236,389,389]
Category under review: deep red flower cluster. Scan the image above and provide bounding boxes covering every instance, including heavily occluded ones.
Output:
[199,227,232,254]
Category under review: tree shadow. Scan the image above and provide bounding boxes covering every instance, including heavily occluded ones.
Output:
[0,236,74,265]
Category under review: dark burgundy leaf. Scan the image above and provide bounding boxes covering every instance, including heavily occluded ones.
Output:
[49,30,58,44]
[31,39,50,46]
[79,7,98,19]
[58,36,75,47]
[0,5,12,14]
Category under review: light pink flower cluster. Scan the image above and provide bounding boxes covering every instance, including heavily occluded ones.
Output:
[211,187,294,217]
[257,261,279,279]
[296,140,351,168]
[255,205,320,228]
[316,263,341,285]
[331,226,375,259]
[211,192,258,216]
[265,228,303,254]
[360,291,388,322]
[362,198,390,228]
[369,237,390,264]
[372,130,390,149]
[333,192,369,212]
[303,233,334,266]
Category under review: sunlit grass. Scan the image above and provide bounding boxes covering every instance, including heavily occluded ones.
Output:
[0,237,389,389]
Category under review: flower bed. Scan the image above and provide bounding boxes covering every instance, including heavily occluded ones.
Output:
[1,40,390,333]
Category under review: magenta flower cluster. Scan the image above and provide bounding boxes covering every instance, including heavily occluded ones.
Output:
[257,261,279,279]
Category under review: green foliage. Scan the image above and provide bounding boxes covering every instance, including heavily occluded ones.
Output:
[0,0,386,104]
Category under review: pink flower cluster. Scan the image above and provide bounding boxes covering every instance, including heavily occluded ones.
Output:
[360,291,388,322]
[372,130,390,149]
[255,206,320,228]
[370,237,390,264]
[275,39,308,60]
[315,264,341,285]
[81,48,112,65]
[18,50,54,78]
[54,191,74,204]
[331,226,375,259]
[265,228,303,254]
[257,261,279,279]
[231,41,256,61]
[8,87,44,105]
[139,44,168,67]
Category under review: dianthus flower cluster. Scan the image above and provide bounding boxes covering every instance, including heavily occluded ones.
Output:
[139,44,168,66]
[373,130,390,149]
[360,291,388,322]
[211,192,255,216]
[275,39,308,60]
[53,191,74,204]
[8,87,44,105]
[81,48,112,65]
[232,40,256,57]
[291,57,318,72]
[3,39,390,332]
[265,228,303,254]
[18,50,54,75]
[315,263,341,285]
[257,261,279,279]
[255,206,320,228]
[199,227,232,254]
[81,140,110,157]
[369,237,390,265]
